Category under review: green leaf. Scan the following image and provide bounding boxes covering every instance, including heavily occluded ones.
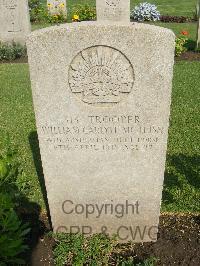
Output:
[0,160,8,179]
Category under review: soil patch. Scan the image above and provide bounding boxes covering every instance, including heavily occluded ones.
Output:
[176,51,200,61]
[25,213,200,265]
[0,56,28,64]
[112,213,200,265]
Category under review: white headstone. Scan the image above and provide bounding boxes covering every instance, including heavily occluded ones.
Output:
[47,0,67,15]
[0,0,30,44]
[27,22,175,242]
[96,0,130,22]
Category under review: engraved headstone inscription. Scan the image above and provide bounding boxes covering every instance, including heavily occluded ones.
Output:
[0,0,30,44]
[3,0,20,33]
[27,21,175,242]
[47,0,67,15]
[96,0,130,22]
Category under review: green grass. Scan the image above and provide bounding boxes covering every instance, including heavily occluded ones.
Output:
[152,22,197,50]
[31,22,51,31]
[0,64,42,205]
[52,232,157,265]
[40,0,197,17]
[162,61,200,212]
[0,61,199,212]
[131,0,197,17]
[152,22,197,41]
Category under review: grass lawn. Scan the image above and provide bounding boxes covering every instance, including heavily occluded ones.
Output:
[40,0,197,17]
[131,0,197,17]
[162,61,200,212]
[0,61,199,212]
[152,22,197,43]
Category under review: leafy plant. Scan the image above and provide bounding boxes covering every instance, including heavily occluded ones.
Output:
[29,0,67,23]
[52,233,116,265]
[0,151,30,265]
[28,0,40,9]
[0,194,30,265]
[0,151,19,196]
[175,31,189,56]
[52,232,159,266]
[46,12,67,24]
[117,256,157,266]
[28,0,43,22]
[137,257,157,266]
[72,4,96,22]
[0,42,26,61]
[131,2,160,22]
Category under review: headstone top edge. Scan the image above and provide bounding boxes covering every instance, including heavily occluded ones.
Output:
[27,22,175,42]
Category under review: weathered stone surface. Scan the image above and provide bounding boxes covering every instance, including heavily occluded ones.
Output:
[96,0,130,22]
[0,0,30,44]
[47,0,66,15]
[27,22,175,242]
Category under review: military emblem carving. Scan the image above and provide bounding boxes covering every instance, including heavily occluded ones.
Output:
[69,46,134,106]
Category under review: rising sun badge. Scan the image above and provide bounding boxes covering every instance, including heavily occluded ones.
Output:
[69,45,134,106]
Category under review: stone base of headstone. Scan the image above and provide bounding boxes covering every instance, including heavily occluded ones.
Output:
[27,21,175,243]
[0,0,31,45]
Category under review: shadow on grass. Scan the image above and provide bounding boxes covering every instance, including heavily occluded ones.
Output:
[186,39,196,51]
[19,201,45,264]
[4,185,48,264]
[29,131,52,229]
[0,133,52,264]
[163,154,200,205]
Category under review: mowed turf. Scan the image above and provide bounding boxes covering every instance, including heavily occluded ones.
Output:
[40,0,197,17]
[0,62,199,212]
[162,61,200,212]
[131,0,197,17]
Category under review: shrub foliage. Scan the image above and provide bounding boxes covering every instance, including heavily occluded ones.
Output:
[72,4,96,22]
[0,150,30,265]
[0,42,26,61]
[131,2,160,22]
